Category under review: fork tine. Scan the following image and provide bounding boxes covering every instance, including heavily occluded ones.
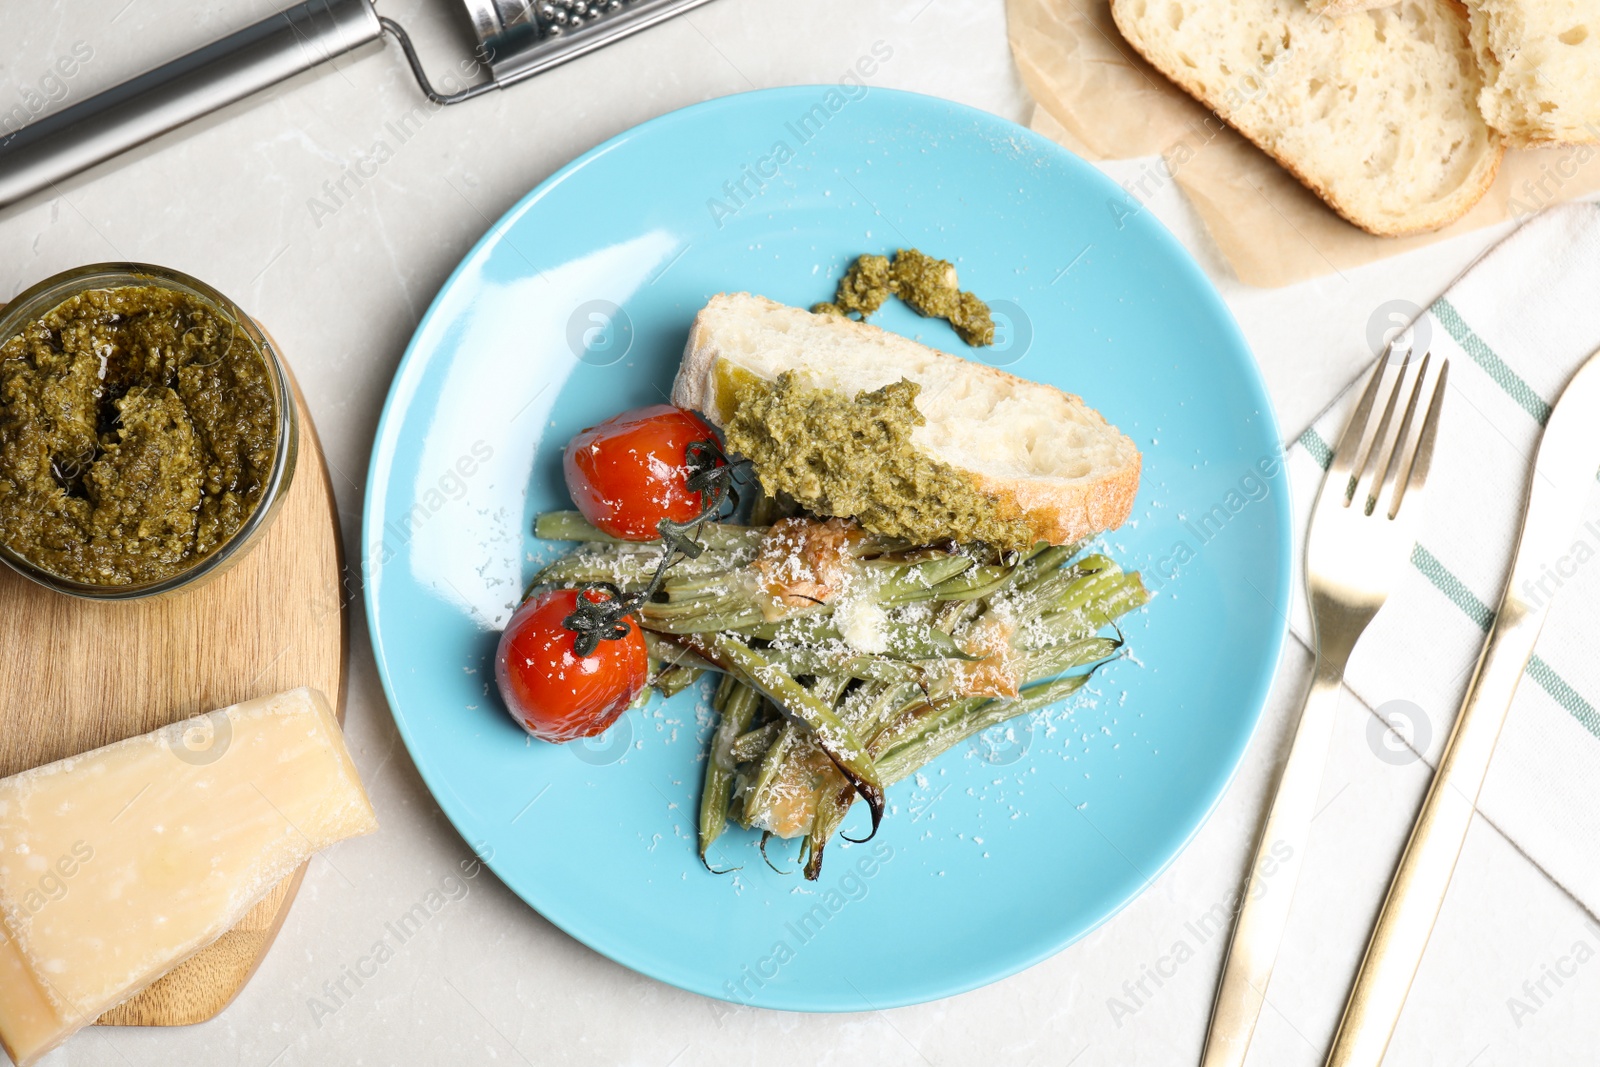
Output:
[1330,347,1396,480]
[1349,344,1414,508]
[1368,351,1432,515]
[1388,359,1448,518]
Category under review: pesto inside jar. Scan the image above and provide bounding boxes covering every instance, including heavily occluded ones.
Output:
[0,285,280,586]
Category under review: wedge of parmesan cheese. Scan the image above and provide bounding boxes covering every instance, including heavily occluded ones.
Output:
[0,923,63,1067]
[0,687,376,1065]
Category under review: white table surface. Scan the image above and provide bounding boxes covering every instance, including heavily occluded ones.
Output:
[3,1,1597,1064]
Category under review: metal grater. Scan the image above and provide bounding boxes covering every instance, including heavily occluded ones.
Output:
[424,0,719,101]
[0,0,717,210]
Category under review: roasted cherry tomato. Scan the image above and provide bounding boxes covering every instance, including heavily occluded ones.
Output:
[563,404,721,541]
[495,588,648,743]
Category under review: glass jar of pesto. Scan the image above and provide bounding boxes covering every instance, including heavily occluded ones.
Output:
[0,264,297,600]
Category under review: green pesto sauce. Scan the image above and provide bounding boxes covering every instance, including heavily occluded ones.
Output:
[0,286,279,586]
[812,248,995,347]
[722,371,1035,550]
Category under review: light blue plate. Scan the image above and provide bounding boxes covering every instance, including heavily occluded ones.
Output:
[363,87,1290,1011]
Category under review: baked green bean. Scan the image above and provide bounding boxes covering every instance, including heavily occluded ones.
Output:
[526,510,1145,878]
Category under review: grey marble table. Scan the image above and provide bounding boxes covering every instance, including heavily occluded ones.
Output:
[1,1,1593,1063]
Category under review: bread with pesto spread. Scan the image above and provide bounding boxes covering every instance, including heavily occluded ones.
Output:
[670,293,1141,551]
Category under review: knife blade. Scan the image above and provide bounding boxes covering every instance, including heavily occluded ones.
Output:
[1324,345,1600,1067]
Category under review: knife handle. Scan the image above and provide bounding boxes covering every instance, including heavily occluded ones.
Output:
[1323,601,1538,1067]
[1200,647,1354,1067]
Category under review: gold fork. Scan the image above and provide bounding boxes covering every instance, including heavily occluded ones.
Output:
[1199,343,1449,1067]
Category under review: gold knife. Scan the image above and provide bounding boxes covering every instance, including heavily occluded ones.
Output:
[1325,345,1600,1067]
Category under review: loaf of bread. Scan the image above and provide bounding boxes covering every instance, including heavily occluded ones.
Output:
[1110,0,1504,236]
[671,294,1141,550]
[1465,0,1600,145]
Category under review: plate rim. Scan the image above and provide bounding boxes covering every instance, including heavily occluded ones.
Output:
[361,84,1293,1012]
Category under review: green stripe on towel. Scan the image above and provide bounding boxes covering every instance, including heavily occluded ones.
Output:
[1527,657,1600,741]
[1410,543,1600,742]
[1411,543,1494,632]
[1431,298,1552,425]
[1300,428,1333,471]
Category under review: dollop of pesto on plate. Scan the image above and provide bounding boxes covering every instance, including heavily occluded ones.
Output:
[722,370,1034,550]
[0,286,279,586]
[813,248,995,346]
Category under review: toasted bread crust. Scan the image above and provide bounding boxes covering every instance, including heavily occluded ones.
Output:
[971,452,1144,547]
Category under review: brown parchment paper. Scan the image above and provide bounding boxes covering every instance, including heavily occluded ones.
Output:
[1008,0,1600,287]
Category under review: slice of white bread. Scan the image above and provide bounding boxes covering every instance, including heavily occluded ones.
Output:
[1110,0,1505,236]
[1305,0,1394,16]
[1306,0,1394,14]
[1465,0,1600,145]
[671,293,1141,549]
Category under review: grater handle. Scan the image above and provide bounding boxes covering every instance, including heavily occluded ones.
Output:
[0,0,383,211]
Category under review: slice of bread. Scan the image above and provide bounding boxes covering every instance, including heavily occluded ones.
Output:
[1305,0,1394,15]
[1465,0,1600,146]
[1110,0,1505,236]
[671,293,1141,549]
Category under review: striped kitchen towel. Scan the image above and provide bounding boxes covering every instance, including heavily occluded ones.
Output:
[1284,202,1600,915]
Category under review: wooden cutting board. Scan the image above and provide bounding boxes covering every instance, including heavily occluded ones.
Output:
[0,367,347,1027]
